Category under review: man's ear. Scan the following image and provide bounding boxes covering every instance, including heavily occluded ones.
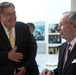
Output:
[74,24,76,28]
[0,16,1,21]
[73,22,76,28]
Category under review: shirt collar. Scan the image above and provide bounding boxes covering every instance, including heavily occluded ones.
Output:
[1,22,15,32]
[70,37,76,46]
[67,37,76,51]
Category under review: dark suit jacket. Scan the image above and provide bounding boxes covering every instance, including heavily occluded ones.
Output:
[54,42,76,75]
[0,22,39,75]
[28,34,39,75]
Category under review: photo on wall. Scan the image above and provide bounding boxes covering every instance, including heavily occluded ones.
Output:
[48,23,59,33]
[48,34,61,44]
[33,21,45,41]
[48,45,60,54]
[37,43,46,54]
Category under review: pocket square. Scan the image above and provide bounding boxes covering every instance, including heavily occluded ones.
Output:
[72,59,76,63]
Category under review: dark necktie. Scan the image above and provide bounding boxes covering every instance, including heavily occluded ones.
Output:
[63,43,71,68]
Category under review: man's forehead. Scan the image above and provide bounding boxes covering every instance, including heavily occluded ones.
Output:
[60,14,69,22]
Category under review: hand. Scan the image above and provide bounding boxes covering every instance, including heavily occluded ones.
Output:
[41,68,52,75]
[8,46,23,62]
[16,67,26,75]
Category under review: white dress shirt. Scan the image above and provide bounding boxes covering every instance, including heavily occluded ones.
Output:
[1,22,15,39]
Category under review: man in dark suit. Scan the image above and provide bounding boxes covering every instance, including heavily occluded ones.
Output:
[27,23,40,75]
[0,2,38,75]
[41,11,76,75]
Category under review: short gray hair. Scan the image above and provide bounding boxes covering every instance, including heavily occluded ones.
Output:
[63,11,76,24]
[0,2,15,15]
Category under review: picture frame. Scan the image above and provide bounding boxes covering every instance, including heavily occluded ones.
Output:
[48,45,60,54]
[48,34,61,44]
[33,21,45,41]
[37,43,46,54]
[48,23,59,33]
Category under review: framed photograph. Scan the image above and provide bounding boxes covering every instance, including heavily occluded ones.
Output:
[48,45,60,54]
[48,23,59,33]
[48,34,61,44]
[33,21,45,41]
[37,43,46,54]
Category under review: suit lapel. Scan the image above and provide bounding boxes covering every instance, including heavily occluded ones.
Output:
[58,42,67,75]
[0,22,11,49]
[15,23,21,50]
[62,44,76,75]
